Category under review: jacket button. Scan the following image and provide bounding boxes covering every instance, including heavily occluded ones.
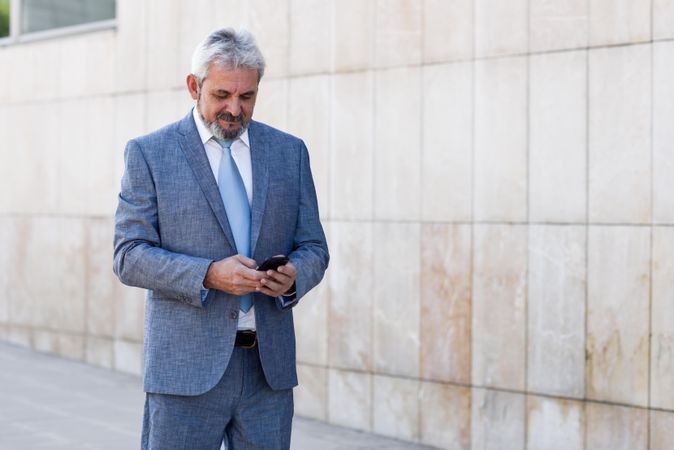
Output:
[230,311,238,320]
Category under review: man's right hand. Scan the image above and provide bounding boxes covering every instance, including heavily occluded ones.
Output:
[203,255,265,295]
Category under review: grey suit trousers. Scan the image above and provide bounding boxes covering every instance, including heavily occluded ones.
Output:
[142,345,293,450]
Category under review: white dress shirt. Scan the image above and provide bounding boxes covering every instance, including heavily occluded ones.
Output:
[193,107,256,331]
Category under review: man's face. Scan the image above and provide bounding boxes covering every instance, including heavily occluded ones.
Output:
[187,64,259,140]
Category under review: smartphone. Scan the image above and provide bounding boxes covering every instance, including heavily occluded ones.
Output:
[257,255,289,272]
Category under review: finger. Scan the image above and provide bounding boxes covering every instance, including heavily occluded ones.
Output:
[277,262,297,277]
[238,266,265,281]
[230,279,258,294]
[259,277,285,292]
[237,278,261,289]
[236,254,258,269]
[260,276,282,289]
[258,281,288,297]
[265,270,291,284]
[257,286,279,297]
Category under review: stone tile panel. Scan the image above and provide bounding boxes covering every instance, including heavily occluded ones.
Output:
[373,223,420,378]
[530,0,588,52]
[422,62,472,222]
[474,57,527,222]
[375,0,422,68]
[586,403,647,450]
[472,225,527,390]
[290,0,332,75]
[288,75,330,219]
[651,227,674,410]
[589,0,651,46]
[475,0,528,57]
[330,71,374,220]
[419,381,470,450]
[529,50,587,223]
[374,67,421,221]
[471,388,525,450]
[528,225,586,398]
[588,45,651,224]
[423,0,473,63]
[295,363,328,421]
[328,222,373,371]
[372,374,419,442]
[328,368,372,432]
[653,41,674,224]
[420,224,471,384]
[587,226,650,406]
[526,396,584,450]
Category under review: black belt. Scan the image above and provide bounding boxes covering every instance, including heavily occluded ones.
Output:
[235,330,257,349]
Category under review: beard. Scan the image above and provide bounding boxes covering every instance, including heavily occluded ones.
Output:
[197,97,247,140]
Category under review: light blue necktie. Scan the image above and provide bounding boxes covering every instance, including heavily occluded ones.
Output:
[215,138,253,313]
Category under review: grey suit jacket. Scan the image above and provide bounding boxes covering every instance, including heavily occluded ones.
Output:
[113,111,329,395]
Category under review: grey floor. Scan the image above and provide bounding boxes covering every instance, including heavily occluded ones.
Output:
[0,342,436,450]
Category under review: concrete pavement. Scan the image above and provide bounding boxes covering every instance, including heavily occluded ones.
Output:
[0,342,437,449]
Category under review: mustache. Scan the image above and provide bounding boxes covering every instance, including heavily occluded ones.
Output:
[216,112,244,122]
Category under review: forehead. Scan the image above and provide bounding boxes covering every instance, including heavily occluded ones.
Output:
[203,64,259,91]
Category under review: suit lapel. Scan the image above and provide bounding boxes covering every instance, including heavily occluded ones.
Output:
[177,112,238,251]
[248,121,269,256]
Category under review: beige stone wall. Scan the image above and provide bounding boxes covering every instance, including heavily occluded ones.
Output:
[1,0,674,448]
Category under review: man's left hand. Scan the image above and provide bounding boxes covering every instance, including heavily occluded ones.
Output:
[257,262,297,297]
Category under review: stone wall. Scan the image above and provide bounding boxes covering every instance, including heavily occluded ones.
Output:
[1,0,674,448]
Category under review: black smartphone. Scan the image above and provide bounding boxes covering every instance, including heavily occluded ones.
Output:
[257,255,289,272]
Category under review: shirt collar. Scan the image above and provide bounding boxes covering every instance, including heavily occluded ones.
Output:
[192,107,250,148]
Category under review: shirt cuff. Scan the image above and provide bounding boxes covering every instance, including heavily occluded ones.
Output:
[200,287,211,306]
[276,291,298,309]
[283,282,296,297]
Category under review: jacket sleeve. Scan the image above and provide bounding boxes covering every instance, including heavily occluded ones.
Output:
[112,140,213,308]
[277,141,330,310]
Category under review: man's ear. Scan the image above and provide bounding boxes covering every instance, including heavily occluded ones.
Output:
[186,74,199,100]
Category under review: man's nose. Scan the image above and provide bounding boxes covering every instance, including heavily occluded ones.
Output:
[225,99,241,117]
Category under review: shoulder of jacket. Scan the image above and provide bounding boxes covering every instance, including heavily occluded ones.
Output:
[250,120,304,147]
[127,118,184,151]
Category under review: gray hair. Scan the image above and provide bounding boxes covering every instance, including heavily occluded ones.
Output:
[191,28,266,84]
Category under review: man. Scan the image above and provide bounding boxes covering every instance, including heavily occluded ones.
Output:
[113,28,329,450]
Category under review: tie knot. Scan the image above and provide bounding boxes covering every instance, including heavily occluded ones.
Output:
[214,137,234,150]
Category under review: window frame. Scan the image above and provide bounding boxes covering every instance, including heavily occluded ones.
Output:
[0,0,116,46]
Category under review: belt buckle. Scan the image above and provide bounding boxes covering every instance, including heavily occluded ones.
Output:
[240,330,257,349]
